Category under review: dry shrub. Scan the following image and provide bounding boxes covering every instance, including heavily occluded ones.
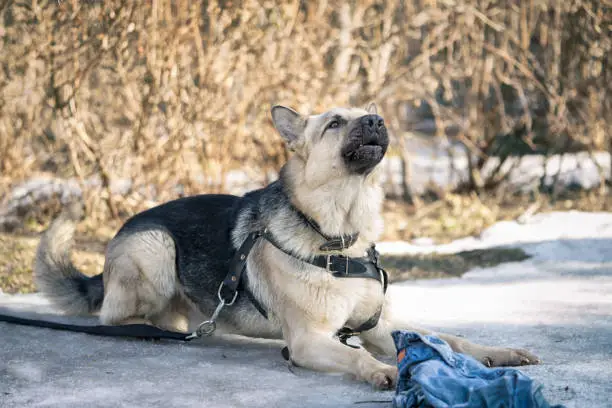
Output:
[390,0,611,191]
[0,1,609,224]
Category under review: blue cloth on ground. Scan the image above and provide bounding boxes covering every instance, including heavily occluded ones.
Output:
[392,331,563,408]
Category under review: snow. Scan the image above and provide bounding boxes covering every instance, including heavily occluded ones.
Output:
[378,211,612,256]
[3,151,609,212]
[1,211,612,407]
[223,151,611,196]
[391,143,610,195]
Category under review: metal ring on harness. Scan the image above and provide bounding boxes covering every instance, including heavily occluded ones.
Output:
[185,282,238,340]
[189,318,217,338]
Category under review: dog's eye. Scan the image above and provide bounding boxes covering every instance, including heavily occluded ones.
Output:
[328,120,340,130]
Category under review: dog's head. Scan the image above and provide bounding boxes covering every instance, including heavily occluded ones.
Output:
[271,104,389,178]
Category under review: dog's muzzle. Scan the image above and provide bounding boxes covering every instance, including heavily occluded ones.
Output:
[342,114,389,174]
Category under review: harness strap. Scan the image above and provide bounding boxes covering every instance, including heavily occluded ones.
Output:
[220,231,261,303]
[262,231,385,285]
[240,277,268,319]
[337,307,383,348]
[291,204,360,251]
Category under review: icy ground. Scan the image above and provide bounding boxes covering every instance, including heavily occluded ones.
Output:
[1,211,611,407]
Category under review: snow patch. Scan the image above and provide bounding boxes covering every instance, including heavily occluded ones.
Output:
[378,211,612,257]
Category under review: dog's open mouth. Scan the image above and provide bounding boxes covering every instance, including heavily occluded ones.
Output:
[342,115,389,174]
[344,144,384,161]
[342,142,386,174]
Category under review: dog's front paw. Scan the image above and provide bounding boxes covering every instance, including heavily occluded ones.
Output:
[482,347,541,367]
[367,365,398,390]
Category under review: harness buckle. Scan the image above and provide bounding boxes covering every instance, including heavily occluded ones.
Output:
[326,255,351,275]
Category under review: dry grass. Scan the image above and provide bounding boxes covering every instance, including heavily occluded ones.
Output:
[0,231,104,294]
[0,234,39,293]
[1,1,610,221]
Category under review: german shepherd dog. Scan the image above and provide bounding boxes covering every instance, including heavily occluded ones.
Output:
[35,104,539,389]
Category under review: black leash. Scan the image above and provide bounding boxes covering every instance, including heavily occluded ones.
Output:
[0,311,193,341]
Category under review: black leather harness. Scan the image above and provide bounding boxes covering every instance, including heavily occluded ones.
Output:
[220,209,388,357]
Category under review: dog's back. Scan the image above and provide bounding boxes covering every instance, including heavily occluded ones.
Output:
[35,193,251,329]
[116,194,243,307]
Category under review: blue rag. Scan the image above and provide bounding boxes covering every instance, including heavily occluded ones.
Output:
[392,331,563,408]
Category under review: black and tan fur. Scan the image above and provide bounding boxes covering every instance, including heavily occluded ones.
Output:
[35,104,539,389]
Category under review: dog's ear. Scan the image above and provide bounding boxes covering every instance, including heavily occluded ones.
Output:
[271,105,305,148]
[365,102,378,115]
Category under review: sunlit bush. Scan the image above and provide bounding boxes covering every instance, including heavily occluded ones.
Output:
[0,1,609,220]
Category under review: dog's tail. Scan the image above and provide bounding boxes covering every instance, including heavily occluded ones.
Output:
[34,201,104,315]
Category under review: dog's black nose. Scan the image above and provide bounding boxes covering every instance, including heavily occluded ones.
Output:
[361,114,385,130]
[360,114,386,146]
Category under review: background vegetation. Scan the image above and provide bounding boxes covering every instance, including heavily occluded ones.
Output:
[1,0,610,218]
[0,0,610,292]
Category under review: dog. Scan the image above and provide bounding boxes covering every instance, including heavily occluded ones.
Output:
[35,104,539,389]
